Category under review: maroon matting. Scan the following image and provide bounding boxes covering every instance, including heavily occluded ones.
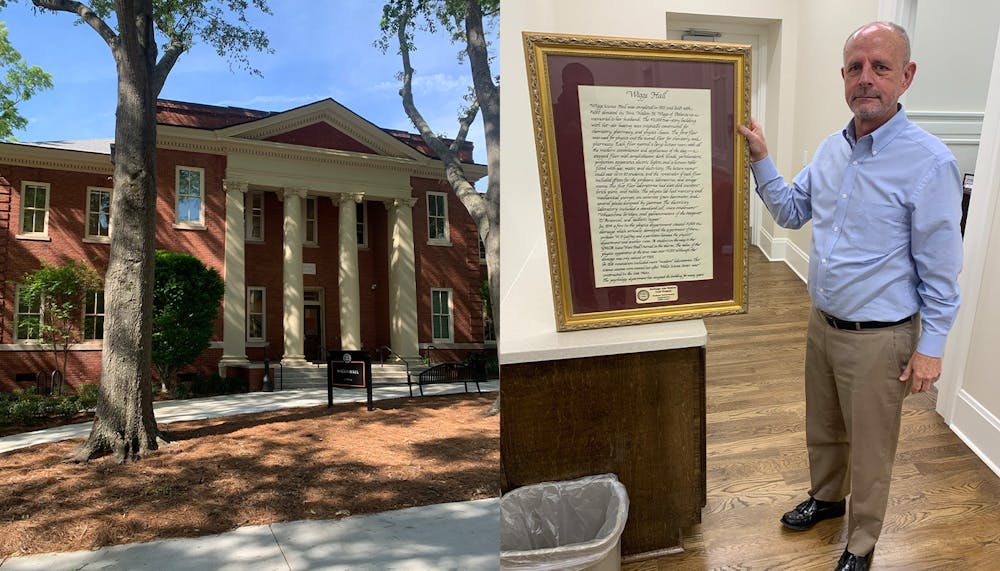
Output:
[546,52,738,315]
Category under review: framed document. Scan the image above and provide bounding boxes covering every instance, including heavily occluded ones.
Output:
[523,31,751,331]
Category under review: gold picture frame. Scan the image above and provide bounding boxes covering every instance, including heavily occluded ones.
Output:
[523,31,751,331]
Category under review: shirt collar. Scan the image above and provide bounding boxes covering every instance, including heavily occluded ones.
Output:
[842,104,909,153]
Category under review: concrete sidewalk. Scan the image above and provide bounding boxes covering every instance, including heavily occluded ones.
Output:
[0,499,499,571]
[0,383,500,570]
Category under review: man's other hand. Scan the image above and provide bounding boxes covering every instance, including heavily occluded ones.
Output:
[899,351,942,393]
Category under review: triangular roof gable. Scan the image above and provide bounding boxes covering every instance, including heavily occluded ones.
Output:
[216,99,427,160]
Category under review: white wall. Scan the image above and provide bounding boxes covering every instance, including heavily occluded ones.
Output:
[937,22,1000,477]
[906,1,1000,174]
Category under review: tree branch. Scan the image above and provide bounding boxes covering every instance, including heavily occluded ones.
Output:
[449,100,479,154]
[31,0,118,50]
[152,35,184,96]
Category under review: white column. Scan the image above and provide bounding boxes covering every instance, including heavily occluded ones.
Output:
[387,197,420,361]
[219,179,250,373]
[281,187,308,365]
[338,193,363,350]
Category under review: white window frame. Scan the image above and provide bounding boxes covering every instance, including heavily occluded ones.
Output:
[14,285,42,342]
[431,288,454,343]
[247,287,266,342]
[18,181,51,240]
[174,166,206,229]
[84,186,112,243]
[245,191,265,242]
[356,201,368,248]
[304,196,318,246]
[426,191,450,245]
[83,290,105,341]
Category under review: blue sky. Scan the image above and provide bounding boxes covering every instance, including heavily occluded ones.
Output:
[0,2,496,166]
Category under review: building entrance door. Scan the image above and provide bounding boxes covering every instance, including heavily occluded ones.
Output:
[303,289,324,362]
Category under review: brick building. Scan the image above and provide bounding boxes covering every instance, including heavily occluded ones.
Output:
[0,98,490,392]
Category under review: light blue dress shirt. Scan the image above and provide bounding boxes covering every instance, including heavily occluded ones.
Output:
[750,107,962,358]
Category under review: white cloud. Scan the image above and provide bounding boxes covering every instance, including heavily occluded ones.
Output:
[412,73,469,94]
[367,73,469,96]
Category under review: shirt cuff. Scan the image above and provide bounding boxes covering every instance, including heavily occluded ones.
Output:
[916,331,946,358]
[750,156,780,186]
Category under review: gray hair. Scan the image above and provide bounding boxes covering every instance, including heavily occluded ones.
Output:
[845,21,911,64]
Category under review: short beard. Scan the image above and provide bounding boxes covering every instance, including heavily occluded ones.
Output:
[849,97,891,121]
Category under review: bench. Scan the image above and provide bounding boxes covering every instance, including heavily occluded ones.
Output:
[412,353,487,397]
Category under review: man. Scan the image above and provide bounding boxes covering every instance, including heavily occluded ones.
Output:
[738,21,962,571]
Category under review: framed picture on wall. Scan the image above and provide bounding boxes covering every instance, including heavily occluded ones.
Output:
[523,31,752,331]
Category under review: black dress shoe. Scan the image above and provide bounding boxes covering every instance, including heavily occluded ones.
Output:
[834,547,873,570]
[780,497,846,530]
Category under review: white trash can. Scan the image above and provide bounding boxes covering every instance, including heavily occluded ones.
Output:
[500,474,629,571]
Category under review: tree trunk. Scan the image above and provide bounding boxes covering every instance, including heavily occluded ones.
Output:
[69,1,162,463]
[463,0,500,417]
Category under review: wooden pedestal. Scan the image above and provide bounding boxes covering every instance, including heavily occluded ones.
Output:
[500,346,706,557]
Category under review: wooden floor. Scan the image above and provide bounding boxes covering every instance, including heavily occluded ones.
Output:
[624,248,1000,570]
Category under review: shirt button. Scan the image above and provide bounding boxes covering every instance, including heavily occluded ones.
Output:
[822,258,827,264]
[833,226,840,232]
[872,150,878,155]
[852,160,859,165]
[841,194,847,199]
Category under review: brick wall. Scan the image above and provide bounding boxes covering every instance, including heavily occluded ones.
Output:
[1,149,487,391]
[411,176,485,354]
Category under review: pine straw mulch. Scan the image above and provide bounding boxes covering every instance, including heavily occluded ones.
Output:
[0,392,499,560]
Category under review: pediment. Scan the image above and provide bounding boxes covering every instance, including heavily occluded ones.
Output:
[217,99,426,161]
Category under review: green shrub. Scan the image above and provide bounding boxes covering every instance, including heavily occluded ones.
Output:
[169,383,192,400]
[227,376,249,394]
[76,384,100,409]
[187,373,247,396]
[0,384,102,425]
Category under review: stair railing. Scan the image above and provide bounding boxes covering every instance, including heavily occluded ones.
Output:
[375,345,413,396]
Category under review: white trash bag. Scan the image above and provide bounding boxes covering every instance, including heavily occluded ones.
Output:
[500,474,629,571]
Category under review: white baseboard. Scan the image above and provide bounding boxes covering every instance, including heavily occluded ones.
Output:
[755,227,778,261]
[949,389,1000,478]
[755,228,809,284]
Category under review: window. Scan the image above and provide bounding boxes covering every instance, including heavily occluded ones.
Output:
[426,192,450,244]
[19,181,50,237]
[14,286,42,342]
[431,288,453,342]
[175,166,205,227]
[479,238,487,264]
[305,197,318,245]
[247,287,266,341]
[356,201,368,248]
[83,290,105,340]
[85,187,112,241]
[245,191,264,241]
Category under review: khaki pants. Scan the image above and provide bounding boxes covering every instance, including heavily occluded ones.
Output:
[804,307,916,556]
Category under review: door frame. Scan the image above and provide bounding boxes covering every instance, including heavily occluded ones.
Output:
[666,14,772,249]
[303,287,325,362]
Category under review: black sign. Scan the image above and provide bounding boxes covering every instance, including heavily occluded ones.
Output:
[327,350,374,411]
[331,352,368,388]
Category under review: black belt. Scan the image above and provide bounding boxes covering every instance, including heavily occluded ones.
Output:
[820,311,913,331]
